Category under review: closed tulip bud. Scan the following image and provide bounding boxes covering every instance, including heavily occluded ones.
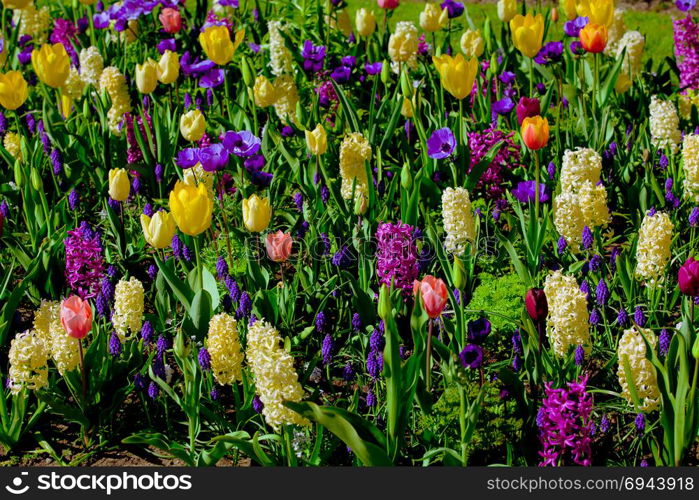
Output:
[551,7,559,22]
[140,210,177,249]
[401,163,412,189]
[0,71,29,110]
[692,334,699,360]
[199,25,245,66]
[678,257,699,296]
[180,109,206,141]
[169,181,213,236]
[135,59,159,93]
[510,14,545,58]
[14,161,24,187]
[159,7,182,34]
[354,194,368,215]
[30,167,42,191]
[378,284,392,320]
[419,3,447,32]
[460,29,484,58]
[400,97,414,118]
[157,50,179,84]
[579,23,608,54]
[356,8,376,37]
[253,75,277,107]
[108,168,130,201]
[413,276,448,319]
[561,0,577,20]
[400,71,413,97]
[305,124,327,155]
[497,0,517,23]
[241,57,254,87]
[432,53,478,100]
[521,115,549,150]
[525,288,548,322]
[242,194,271,232]
[31,43,70,88]
[452,256,466,290]
[615,72,631,94]
[516,97,541,125]
[60,295,93,339]
[377,0,400,9]
[265,231,293,262]
[380,59,391,84]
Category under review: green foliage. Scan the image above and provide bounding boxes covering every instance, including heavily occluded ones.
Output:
[466,272,526,333]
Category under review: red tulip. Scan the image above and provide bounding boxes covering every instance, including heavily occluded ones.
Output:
[521,115,550,150]
[60,295,93,339]
[525,288,548,322]
[516,97,540,126]
[159,7,182,34]
[377,0,400,9]
[678,257,699,296]
[579,23,608,54]
[413,275,448,319]
[265,230,293,263]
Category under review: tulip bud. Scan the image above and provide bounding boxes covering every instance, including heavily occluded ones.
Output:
[678,257,699,296]
[380,59,390,84]
[400,71,413,97]
[452,256,466,290]
[135,59,159,93]
[516,97,541,126]
[521,115,550,150]
[401,163,412,189]
[14,161,24,188]
[354,194,368,215]
[525,288,548,322]
[30,167,42,191]
[551,7,559,22]
[241,56,254,87]
[378,284,392,320]
[108,168,130,202]
[174,330,188,359]
[692,334,699,360]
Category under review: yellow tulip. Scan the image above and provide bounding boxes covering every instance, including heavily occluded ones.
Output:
[560,0,577,20]
[135,59,159,94]
[108,168,130,202]
[31,43,70,88]
[0,71,29,110]
[419,3,447,33]
[460,29,484,58]
[305,124,327,155]
[615,72,631,94]
[400,97,414,118]
[140,210,177,249]
[2,0,31,8]
[253,75,277,107]
[432,53,478,100]
[355,8,376,37]
[497,0,517,23]
[199,25,244,66]
[510,14,545,59]
[336,10,352,37]
[575,0,614,27]
[242,194,271,233]
[158,50,180,84]
[169,181,213,236]
[180,109,206,142]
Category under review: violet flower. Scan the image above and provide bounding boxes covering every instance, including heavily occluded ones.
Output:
[427,127,456,159]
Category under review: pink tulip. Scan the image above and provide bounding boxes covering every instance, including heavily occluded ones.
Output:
[525,288,548,322]
[265,231,293,263]
[413,275,448,319]
[377,0,400,9]
[60,295,93,339]
[159,7,182,34]
[516,97,541,126]
[678,257,699,296]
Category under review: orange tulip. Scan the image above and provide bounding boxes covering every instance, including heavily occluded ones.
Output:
[579,23,608,54]
[413,275,448,319]
[265,230,293,262]
[60,295,93,339]
[521,115,550,150]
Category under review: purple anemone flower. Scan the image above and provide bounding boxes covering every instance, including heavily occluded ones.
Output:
[198,143,230,172]
[199,68,225,88]
[427,127,456,159]
[511,180,550,203]
[459,344,483,369]
[222,130,261,157]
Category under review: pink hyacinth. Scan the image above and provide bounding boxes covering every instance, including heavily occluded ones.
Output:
[64,222,105,300]
[537,376,594,467]
[674,15,699,91]
[376,222,419,296]
[468,127,522,198]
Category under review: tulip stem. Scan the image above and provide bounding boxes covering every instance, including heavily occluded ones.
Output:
[529,58,533,97]
[78,339,87,401]
[592,52,599,119]
[193,236,203,291]
[534,151,540,225]
[426,320,433,392]
[217,173,234,268]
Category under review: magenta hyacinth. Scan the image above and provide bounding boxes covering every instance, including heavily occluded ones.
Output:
[64,222,105,300]
[674,15,699,91]
[375,222,419,295]
[468,126,521,197]
[538,376,594,467]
